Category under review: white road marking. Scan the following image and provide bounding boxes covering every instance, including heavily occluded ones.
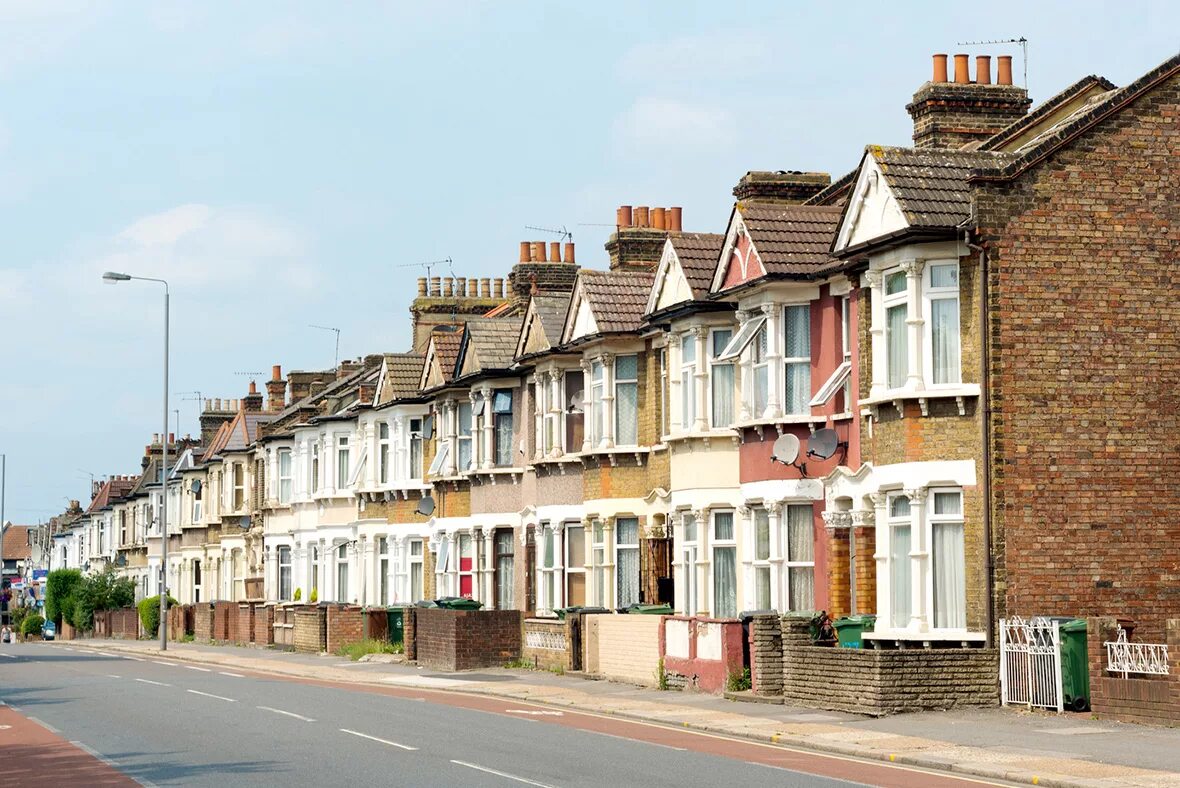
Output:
[339,728,418,750]
[333,662,358,667]
[72,741,161,788]
[123,656,145,662]
[218,671,244,678]
[106,674,122,679]
[151,661,176,667]
[77,649,101,655]
[29,717,60,734]
[184,665,211,672]
[588,730,686,751]
[187,689,236,703]
[1037,726,1116,735]
[0,653,15,658]
[62,647,76,652]
[505,709,564,716]
[0,724,10,730]
[135,678,171,687]
[450,760,556,787]
[257,705,315,722]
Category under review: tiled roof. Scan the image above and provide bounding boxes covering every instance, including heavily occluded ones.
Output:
[378,352,425,404]
[2,525,32,560]
[85,477,138,514]
[432,330,463,384]
[531,294,570,346]
[739,203,844,274]
[670,232,724,297]
[457,319,519,377]
[870,146,1000,228]
[978,74,1118,152]
[804,169,856,206]
[579,269,655,334]
[205,409,278,457]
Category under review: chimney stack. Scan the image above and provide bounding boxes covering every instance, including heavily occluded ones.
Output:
[266,365,287,411]
[907,52,1030,149]
[243,379,264,412]
[606,203,669,270]
[733,172,831,204]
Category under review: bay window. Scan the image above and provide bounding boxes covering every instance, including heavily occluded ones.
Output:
[591,521,607,606]
[540,526,558,614]
[681,512,699,615]
[232,462,245,511]
[409,418,423,478]
[336,436,350,489]
[931,489,965,629]
[378,537,390,606]
[710,329,735,427]
[589,360,604,446]
[925,263,960,385]
[680,334,697,428]
[615,517,640,608]
[884,270,908,389]
[784,504,815,611]
[378,422,390,484]
[310,443,320,493]
[888,494,912,628]
[493,389,514,467]
[753,508,771,610]
[565,524,585,606]
[840,295,853,411]
[752,324,769,417]
[409,539,424,602]
[192,488,202,524]
[494,529,514,610]
[278,546,292,601]
[564,371,584,452]
[783,305,811,414]
[457,534,474,598]
[711,511,737,618]
[614,355,638,445]
[457,402,473,472]
[278,449,292,504]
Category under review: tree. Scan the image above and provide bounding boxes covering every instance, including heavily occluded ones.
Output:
[45,569,84,626]
[72,568,137,631]
[137,595,179,638]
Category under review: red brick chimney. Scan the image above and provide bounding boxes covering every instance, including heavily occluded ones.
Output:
[907,52,1030,149]
[265,365,287,411]
[606,204,680,270]
[242,380,264,412]
[733,171,831,204]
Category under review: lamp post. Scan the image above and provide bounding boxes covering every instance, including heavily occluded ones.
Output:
[103,271,170,651]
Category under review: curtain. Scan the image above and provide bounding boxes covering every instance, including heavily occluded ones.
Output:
[756,566,771,611]
[616,382,638,444]
[682,546,697,614]
[753,366,768,416]
[890,525,911,628]
[786,505,814,611]
[933,522,966,628]
[713,547,737,618]
[711,363,734,426]
[784,304,810,358]
[495,413,513,466]
[887,303,907,388]
[931,297,960,385]
[754,509,770,560]
[616,518,640,607]
[785,362,810,414]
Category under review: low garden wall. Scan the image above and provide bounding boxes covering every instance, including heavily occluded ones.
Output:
[749,614,783,696]
[583,614,662,687]
[272,604,296,650]
[255,604,276,646]
[167,604,195,641]
[95,608,141,640]
[1089,617,1180,726]
[293,606,327,654]
[213,601,235,642]
[522,618,573,672]
[414,608,521,672]
[236,603,255,645]
[194,603,215,641]
[660,616,744,694]
[326,605,364,654]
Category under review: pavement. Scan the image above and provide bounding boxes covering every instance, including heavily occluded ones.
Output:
[5,638,1180,788]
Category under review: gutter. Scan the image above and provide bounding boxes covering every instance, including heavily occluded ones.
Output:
[964,226,995,649]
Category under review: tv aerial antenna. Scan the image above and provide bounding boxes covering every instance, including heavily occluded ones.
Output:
[175,390,203,425]
[525,224,573,243]
[957,37,1028,89]
[308,325,341,370]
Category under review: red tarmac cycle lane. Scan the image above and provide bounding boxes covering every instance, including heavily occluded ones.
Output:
[0,704,135,787]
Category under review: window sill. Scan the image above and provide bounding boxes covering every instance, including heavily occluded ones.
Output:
[577,445,651,467]
[468,467,526,484]
[859,384,980,418]
[357,484,431,502]
[663,429,741,448]
[864,630,986,648]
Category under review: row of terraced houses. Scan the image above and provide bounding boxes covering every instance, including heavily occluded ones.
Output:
[52,51,1178,687]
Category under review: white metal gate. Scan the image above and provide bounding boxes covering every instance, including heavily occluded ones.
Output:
[1000,617,1063,712]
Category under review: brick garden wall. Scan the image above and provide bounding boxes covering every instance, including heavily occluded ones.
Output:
[213,601,234,642]
[293,606,327,654]
[1088,617,1180,726]
[255,604,275,646]
[414,608,521,672]
[522,618,572,672]
[583,614,662,687]
[749,614,783,696]
[194,603,214,641]
[977,66,1180,641]
[326,605,364,654]
[236,603,254,644]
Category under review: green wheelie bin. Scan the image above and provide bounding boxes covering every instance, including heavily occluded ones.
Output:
[833,614,877,649]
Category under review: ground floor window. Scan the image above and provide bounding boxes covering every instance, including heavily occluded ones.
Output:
[616,517,640,609]
[458,534,474,598]
[193,559,203,603]
[336,543,349,603]
[711,511,737,618]
[753,508,771,611]
[681,512,698,615]
[409,539,424,602]
[539,526,558,614]
[592,521,607,606]
[565,524,585,608]
[888,494,912,629]
[931,489,965,629]
[783,504,814,612]
[378,537,389,606]
[277,547,292,602]
[495,529,514,610]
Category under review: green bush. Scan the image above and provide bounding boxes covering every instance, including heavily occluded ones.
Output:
[337,638,400,661]
[71,568,137,631]
[21,614,44,637]
[45,569,84,625]
[10,605,29,632]
[137,595,179,637]
[726,667,752,693]
[309,588,318,603]
[293,587,302,601]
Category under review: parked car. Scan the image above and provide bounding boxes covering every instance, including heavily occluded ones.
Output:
[41,620,56,641]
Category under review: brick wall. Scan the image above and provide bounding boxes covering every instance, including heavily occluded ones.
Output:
[978,69,1180,640]
[749,614,783,696]
[293,606,327,654]
[660,616,745,694]
[1088,617,1180,726]
[213,601,235,642]
[194,603,215,641]
[583,614,663,687]
[522,618,573,672]
[414,608,522,672]
[168,604,194,641]
[255,604,275,646]
[363,608,389,643]
[236,603,255,645]
[105,608,140,640]
[326,605,364,654]
[404,607,417,660]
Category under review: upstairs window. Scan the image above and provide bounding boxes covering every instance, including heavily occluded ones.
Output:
[752,323,769,417]
[680,334,697,429]
[336,436,350,489]
[840,295,852,410]
[926,263,961,386]
[493,389,514,467]
[409,418,424,479]
[278,449,292,504]
[564,370,584,453]
[310,443,320,494]
[232,462,245,511]
[614,355,639,446]
[783,304,811,415]
[378,422,390,484]
[589,361,604,446]
[709,328,735,427]
[884,270,908,389]
[457,402,473,472]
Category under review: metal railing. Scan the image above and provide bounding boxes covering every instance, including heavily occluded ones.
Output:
[1105,628,1169,678]
[1000,617,1063,712]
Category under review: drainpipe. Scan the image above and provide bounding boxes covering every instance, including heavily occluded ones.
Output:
[964,227,995,649]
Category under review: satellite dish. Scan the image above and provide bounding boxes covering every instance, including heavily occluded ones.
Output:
[416,495,436,517]
[115,553,127,567]
[191,479,202,494]
[240,516,251,530]
[770,434,800,465]
[807,428,840,461]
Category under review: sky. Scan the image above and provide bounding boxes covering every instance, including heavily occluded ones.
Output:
[0,0,1176,522]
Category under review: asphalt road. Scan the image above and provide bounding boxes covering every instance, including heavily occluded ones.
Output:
[0,642,999,788]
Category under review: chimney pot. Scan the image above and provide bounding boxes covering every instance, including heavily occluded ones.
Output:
[529,242,540,262]
[549,241,561,262]
[248,380,257,395]
[468,277,479,296]
[975,55,991,85]
[272,365,282,381]
[953,53,970,84]
[932,53,949,83]
[429,276,441,297]
[634,206,649,228]
[651,207,666,230]
[617,205,633,227]
[997,55,1013,85]
[480,278,491,298]
[519,241,530,263]
[668,206,683,232]
[443,276,454,297]
[536,242,547,263]
[417,277,427,297]
[494,278,505,298]
[563,242,575,264]
[204,398,211,411]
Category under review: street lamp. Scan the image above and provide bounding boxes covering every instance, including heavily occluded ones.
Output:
[102,270,170,651]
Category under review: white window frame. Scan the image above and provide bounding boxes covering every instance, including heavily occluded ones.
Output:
[335,543,350,603]
[278,545,292,601]
[887,492,912,629]
[408,418,424,480]
[614,355,639,446]
[615,517,640,609]
[782,304,811,416]
[492,389,514,467]
[708,327,735,428]
[191,491,202,524]
[680,333,697,429]
[457,533,475,598]
[751,323,769,418]
[681,512,699,615]
[565,523,585,609]
[378,537,390,606]
[923,262,961,387]
[752,507,772,611]
[929,488,965,630]
[408,539,424,602]
[591,520,608,607]
[539,524,559,615]
[232,462,245,511]
[378,422,391,484]
[589,360,604,447]
[456,401,474,472]
[782,503,815,613]
[278,448,293,504]
[310,442,321,494]
[336,435,351,490]
[710,510,737,618]
[883,268,909,390]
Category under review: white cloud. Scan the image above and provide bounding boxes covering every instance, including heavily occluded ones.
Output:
[612,97,737,155]
[616,30,774,83]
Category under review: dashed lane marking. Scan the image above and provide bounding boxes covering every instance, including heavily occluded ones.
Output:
[135,678,170,687]
[505,709,564,717]
[187,690,236,703]
[151,661,176,667]
[106,674,121,679]
[257,706,315,722]
[339,728,418,751]
[450,760,557,788]
[123,656,145,662]
[0,653,16,658]
[586,729,686,751]
[219,671,245,678]
[184,665,211,672]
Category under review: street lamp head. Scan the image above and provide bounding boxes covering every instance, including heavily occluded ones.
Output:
[102,271,131,283]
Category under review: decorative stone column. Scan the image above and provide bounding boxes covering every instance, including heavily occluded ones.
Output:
[761,304,782,419]
[904,487,929,631]
[578,360,593,452]
[692,326,710,432]
[902,259,926,391]
[601,353,616,448]
[864,270,886,397]
[738,505,755,613]
[766,501,783,611]
[734,311,752,422]
[693,507,709,615]
[552,521,566,611]
[869,492,889,630]
[548,369,563,457]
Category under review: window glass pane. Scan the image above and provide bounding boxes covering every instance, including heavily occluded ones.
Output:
[617,547,639,607]
[458,402,472,433]
[783,305,810,358]
[711,363,734,426]
[930,263,958,288]
[787,505,813,562]
[566,525,585,566]
[788,566,813,611]
[682,513,696,543]
[567,572,585,607]
[890,525,911,628]
[495,413,513,466]
[711,329,732,357]
[933,491,962,516]
[887,303,908,388]
[713,511,734,541]
[614,354,638,380]
[713,547,737,618]
[616,381,638,445]
[889,495,911,519]
[755,566,771,611]
[616,518,639,546]
[493,389,513,413]
[933,522,966,628]
[754,325,767,362]
[931,297,960,385]
[680,334,695,364]
[885,270,906,295]
[755,509,770,560]
[753,366,768,415]
[785,362,810,414]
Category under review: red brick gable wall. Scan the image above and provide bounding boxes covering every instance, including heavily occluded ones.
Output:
[720,233,765,291]
[977,72,1180,640]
